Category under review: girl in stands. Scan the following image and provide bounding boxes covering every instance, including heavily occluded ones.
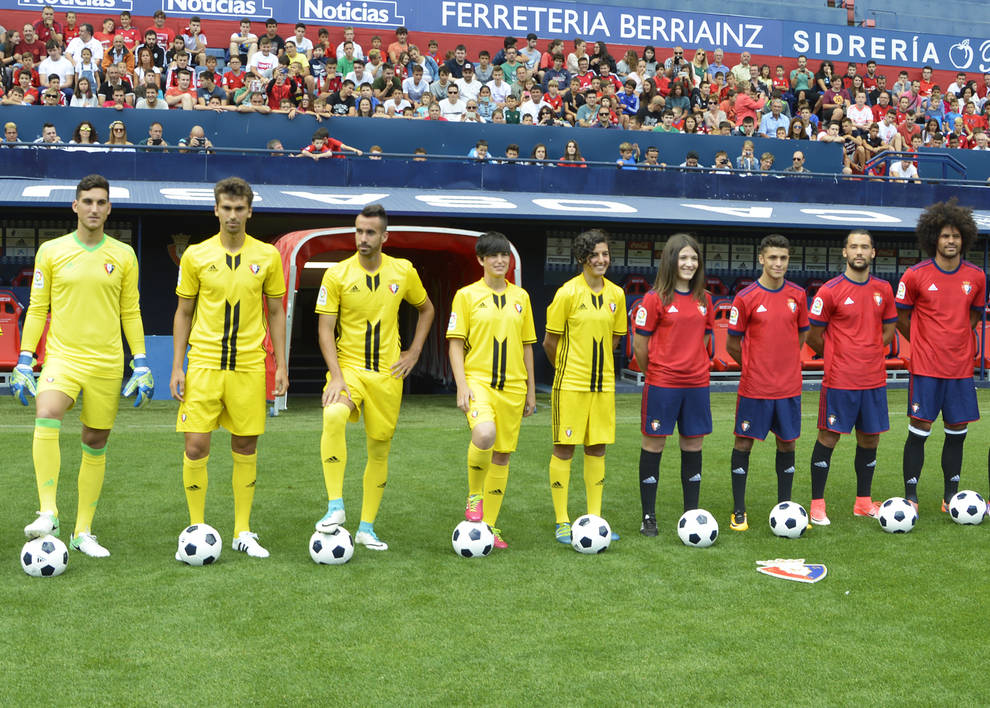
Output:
[557,139,586,168]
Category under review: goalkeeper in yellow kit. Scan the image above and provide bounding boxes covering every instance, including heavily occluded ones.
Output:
[13,174,153,558]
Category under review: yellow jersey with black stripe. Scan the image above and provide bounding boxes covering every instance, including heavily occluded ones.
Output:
[176,234,285,373]
[22,232,145,376]
[315,252,428,372]
[446,279,536,395]
[545,275,626,392]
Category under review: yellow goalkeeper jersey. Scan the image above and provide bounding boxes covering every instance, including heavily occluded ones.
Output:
[446,279,536,394]
[176,234,285,373]
[545,274,626,392]
[22,232,145,375]
[315,252,428,372]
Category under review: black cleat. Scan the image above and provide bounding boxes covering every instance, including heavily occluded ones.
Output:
[640,514,658,537]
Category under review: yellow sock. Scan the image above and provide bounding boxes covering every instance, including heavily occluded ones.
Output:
[549,454,572,524]
[321,403,349,500]
[584,453,606,517]
[360,438,391,524]
[483,462,509,527]
[467,441,492,496]
[182,453,209,525]
[74,443,106,535]
[32,418,61,516]
[232,451,257,536]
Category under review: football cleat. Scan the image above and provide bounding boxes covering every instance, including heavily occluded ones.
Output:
[492,528,508,549]
[70,532,110,558]
[729,511,749,531]
[610,531,621,541]
[355,529,388,551]
[555,522,571,544]
[315,504,346,533]
[231,531,270,558]
[940,499,948,513]
[640,514,658,537]
[464,494,483,523]
[25,511,59,538]
[853,497,881,518]
[809,499,831,526]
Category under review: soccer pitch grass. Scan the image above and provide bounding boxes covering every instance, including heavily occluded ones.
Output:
[1,389,988,705]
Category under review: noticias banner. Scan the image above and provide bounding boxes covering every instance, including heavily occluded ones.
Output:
[8,0,990,70]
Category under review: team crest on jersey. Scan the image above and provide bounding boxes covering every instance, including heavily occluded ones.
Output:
[46,376,54,383]
[650,419,661,431]
[447,312,457,331]
[634,306,648,327]
[787,298,797,313]
[873,292,883,306]
[698,304,707,316]
[741,420,750,432]
[896,281,906,299]
[729,307,739,325]
[316,285,328,307]
[514,303,523,314]
[104,263,115,275]
[810,297,824,316]
[250,263,261,275]
[609,302,616,313]
[389,283,399,294]
[33,269,43,288]
[962,281,972,294]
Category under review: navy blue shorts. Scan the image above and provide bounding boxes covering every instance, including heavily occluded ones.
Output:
[735,395,802,441]
[818,386,889,435]
[907,375,980,426]
[641,384,712,437]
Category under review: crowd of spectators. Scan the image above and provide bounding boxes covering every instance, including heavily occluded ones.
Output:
[1,7,989,174]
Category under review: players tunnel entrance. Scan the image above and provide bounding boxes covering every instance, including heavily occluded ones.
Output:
[272,227,523,409]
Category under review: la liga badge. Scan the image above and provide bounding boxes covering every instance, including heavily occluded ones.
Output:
[756,558,827,584]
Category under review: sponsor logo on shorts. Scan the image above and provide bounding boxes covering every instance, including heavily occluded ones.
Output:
[389,283,399,294]
[470,409,478,418]
[828,414,837,426]
[810,297,824,316]
[250,263,260,275]
[447,312,457,331]
[181,413,188,422]
[104,263,115,275]
[650,419,661,431]
[911,402,920,413]
[896,281,906,299]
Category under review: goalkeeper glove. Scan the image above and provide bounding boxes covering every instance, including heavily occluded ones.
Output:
[10,352,37,406]
[122,355,154,408]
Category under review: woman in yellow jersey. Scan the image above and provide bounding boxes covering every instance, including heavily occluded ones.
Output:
[543,229,626,543]
[447,232,536,549]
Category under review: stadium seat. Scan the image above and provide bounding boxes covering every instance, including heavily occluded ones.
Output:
[800,342,824,371]
[805,278,826,298]
[732,277,755,295]
[0,288,24,369]
[885,329,907,369]
[11,268,33,287]
[711,302,740,372]
[706,275,729,298]
[973,324,990,368]
[625,296,644,372]
[623,275,651,298]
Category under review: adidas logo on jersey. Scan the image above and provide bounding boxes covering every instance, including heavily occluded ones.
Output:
[578,303,587,310]
[928,283,938,291]
[207,265,218,272]
[843,297,855,305]
[756,304,768,313]
[667,305,678,313]
[348,285,360,292]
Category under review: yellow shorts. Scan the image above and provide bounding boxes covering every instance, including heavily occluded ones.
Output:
[551,389,615,446]
[325,367,403,441]
[178,366,266,436]
[466,379,525,454]
[37,357,122,430]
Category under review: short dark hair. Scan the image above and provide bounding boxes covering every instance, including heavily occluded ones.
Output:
[359,203,388,229]
[845,228,873,247]
[476,231,512,257]
[573,229,609,265]
[214,176,254,206]
[76,174,110,197]
[916,198,977,258]
[759,233,790,253]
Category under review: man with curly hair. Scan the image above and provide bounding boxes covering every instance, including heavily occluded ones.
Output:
[895,199,985,513]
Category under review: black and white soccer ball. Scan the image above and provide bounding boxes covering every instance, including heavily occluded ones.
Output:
[877,497,918,534]
[677,509,718,548]
[769,501,809,539]
[310,528,354,564]
[570,514,611,554]
[21,535,68,577]
[451,520,494,558]
[176,524,222,565]
[947,490,986,526]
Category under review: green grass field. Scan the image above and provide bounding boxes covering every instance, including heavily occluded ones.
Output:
[1,389,988,705]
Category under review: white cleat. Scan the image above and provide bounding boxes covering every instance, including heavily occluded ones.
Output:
[70,532,110,558]
[25,511,59,539]
[231,531,270,558]
[315,507,346,533]
[355,529,388,551]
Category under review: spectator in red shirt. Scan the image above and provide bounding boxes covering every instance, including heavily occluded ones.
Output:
[14,53,40,88]
[63,12,79,43]
[165,68,196,109]
[266,66,297,109]
[16,23,47,63]
[733,82,765,126]
[146,10,175,51]
[918,66,935,97]
[33,6,63,47]
[557,139,587,167]
[94,18,116,54]
[116,11,141,51]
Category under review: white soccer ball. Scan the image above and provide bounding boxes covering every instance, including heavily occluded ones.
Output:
[947,490,986,526]
[310,527,354,564]
[677,509,718,548]
[769,501,809,538]
[451,520,494,558]
[176,524,222,565]
[877,497,918,534]
[21,535,68,577]
[570,514,611,554]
